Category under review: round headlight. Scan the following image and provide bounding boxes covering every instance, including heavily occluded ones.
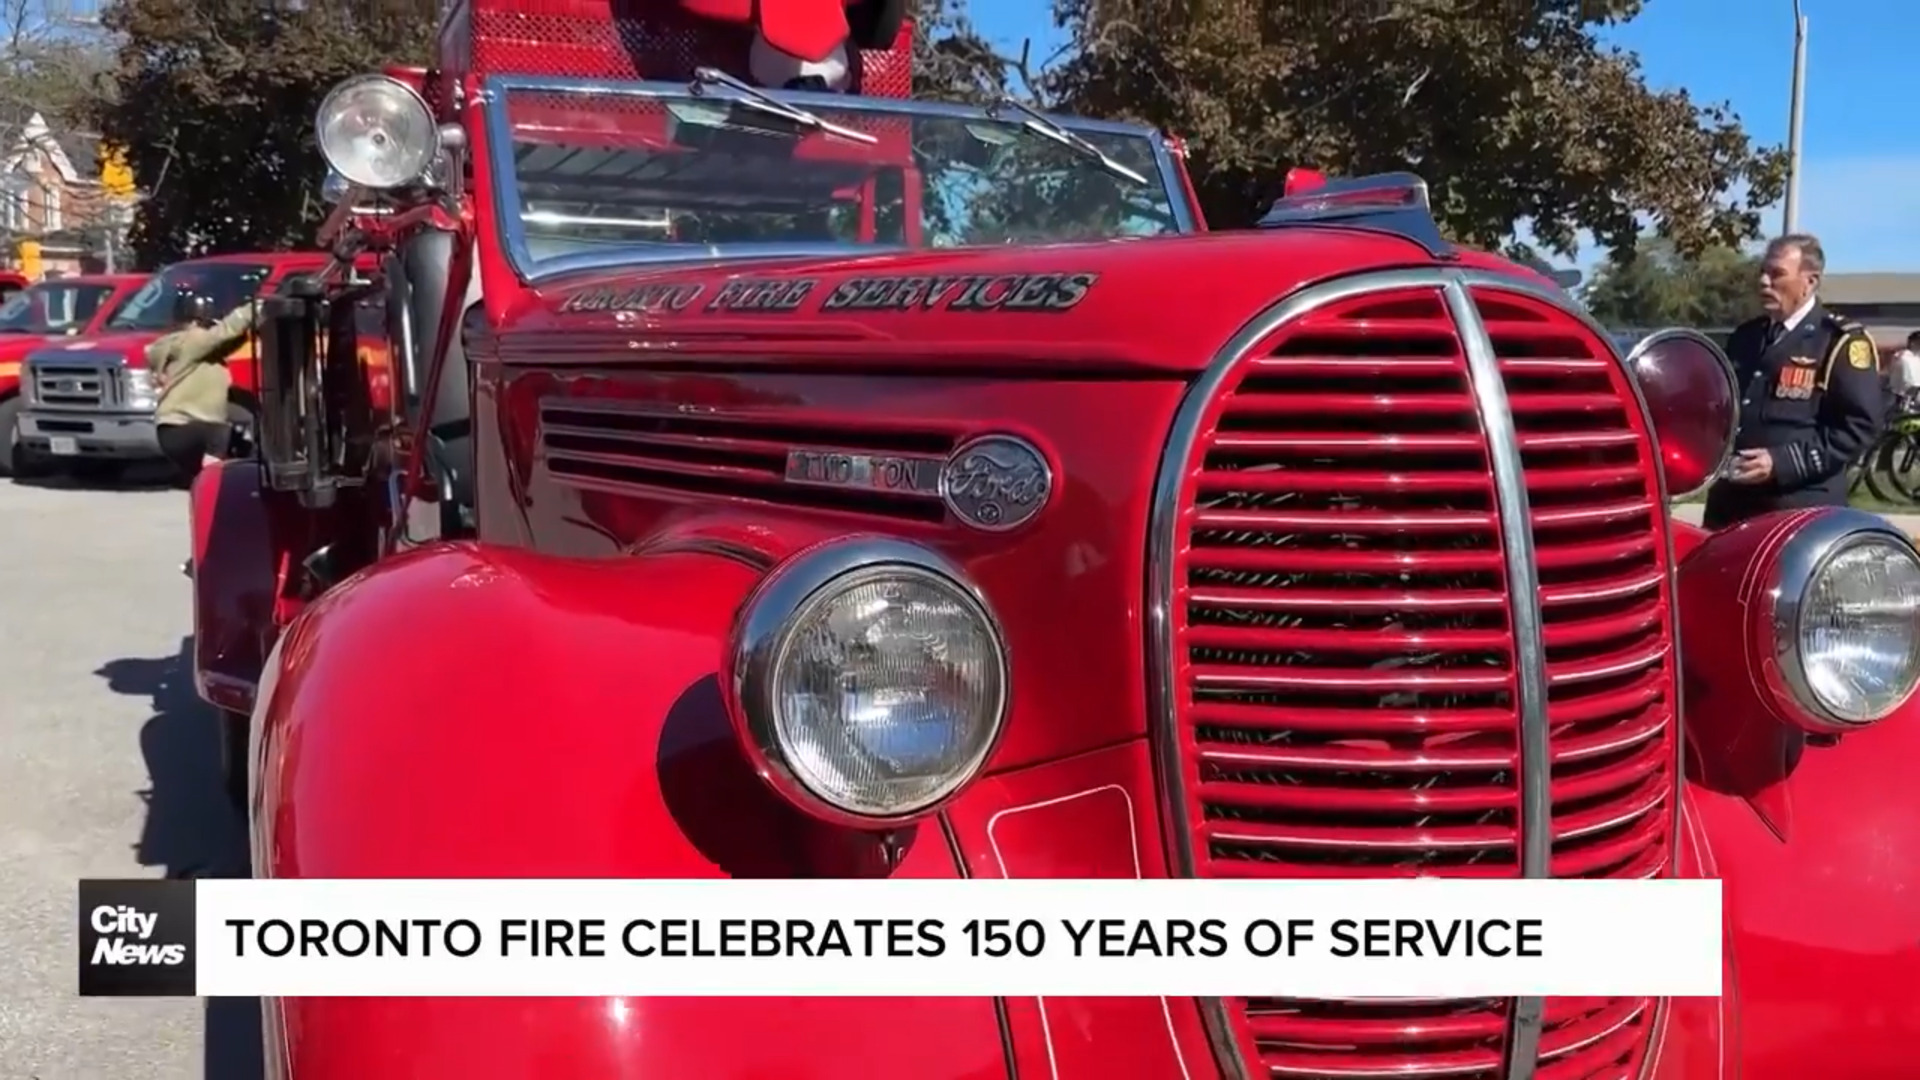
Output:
[732,540,1010,823]
[1776,520,1920,727]
[315,75,438,190]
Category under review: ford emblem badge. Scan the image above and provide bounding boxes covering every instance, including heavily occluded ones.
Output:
[939,435,1053,532]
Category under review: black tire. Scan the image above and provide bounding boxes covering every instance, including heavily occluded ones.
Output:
[0,393,21,478]
[226,390,258,459]
[72,459,124,484]
[1887,433,1920,503]
[219,708,250,813]
[1861,436,1907,505]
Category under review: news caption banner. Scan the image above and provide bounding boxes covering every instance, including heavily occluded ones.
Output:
[79,878,1721,998]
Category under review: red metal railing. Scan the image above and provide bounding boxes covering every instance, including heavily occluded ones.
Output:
[1164,286,1673,1079]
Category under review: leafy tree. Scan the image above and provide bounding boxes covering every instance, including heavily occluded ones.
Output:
[932,0,1783,259]
[0,0,116,261]
[910,0,1005,103]
[82,0,435,265]
[1581,238,1761,328]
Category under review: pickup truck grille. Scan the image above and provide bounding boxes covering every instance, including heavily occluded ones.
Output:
[1156,279,1673,1079]
[27,354,121,409]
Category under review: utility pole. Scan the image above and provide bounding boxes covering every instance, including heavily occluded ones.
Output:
[1783,0,1807,233]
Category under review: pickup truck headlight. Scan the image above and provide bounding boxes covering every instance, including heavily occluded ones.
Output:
[731,539,1009,824]
[122,368,158,409]
[1776,523,1920,727]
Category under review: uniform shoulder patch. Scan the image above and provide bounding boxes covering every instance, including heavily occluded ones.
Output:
[1848,336,1874,369]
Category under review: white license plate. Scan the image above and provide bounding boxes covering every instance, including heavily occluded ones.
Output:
[48,436,78,455]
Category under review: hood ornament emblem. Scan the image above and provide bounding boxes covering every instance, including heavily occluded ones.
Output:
[780,433,1054,532]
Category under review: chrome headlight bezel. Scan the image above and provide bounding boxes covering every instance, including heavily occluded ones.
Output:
[314,74,440,191]
[728,537,1012,827]
[1770,510,1920,730]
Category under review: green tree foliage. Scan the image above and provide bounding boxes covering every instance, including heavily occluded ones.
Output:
[911,0,1005,103]
[1581,238,1761,328]
[82,0,436,265]
[915,0,1783,260]
[0,0,113,126]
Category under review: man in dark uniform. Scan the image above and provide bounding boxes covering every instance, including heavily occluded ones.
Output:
[1700,234,1884,528]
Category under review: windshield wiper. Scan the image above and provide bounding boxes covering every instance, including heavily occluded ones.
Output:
[988,96,1149,186]
[689,67,879,145]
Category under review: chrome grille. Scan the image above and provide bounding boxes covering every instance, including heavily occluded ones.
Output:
[26,352,122,409]
[1149,269,1675,1080]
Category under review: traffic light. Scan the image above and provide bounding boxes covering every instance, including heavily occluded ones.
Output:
[99,145,134,197]
[17,239,40,279]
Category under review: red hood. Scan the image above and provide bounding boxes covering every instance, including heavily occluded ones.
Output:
[0,330,79,362]
[27,329,160,367]
[494,228,1552,375]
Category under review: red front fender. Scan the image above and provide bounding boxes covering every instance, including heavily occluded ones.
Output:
[1677,511,1920,1080]
[251,541,1008,1079]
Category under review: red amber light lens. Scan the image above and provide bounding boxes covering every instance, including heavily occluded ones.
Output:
[1623,329,1737,499]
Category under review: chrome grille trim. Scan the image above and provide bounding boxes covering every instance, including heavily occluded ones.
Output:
[1445,279,1549,1080]
[1461,275,1686,1080]
[1146,267,1686,1080]
[25,350,126,410]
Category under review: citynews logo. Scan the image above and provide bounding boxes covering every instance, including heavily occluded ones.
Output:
[77,879,197,996]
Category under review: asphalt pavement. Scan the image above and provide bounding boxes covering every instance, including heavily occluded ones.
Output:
[0,469,261,1080]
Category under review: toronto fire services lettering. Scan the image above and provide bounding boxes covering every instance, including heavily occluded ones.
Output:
[559,282,705,314]
[821,272,1098,312]
[706,278,816,312]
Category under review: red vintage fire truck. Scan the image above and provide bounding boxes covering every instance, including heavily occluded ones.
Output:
[190,0,1920,1077]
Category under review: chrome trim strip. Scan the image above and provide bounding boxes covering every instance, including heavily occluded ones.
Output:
[478,74,1199,285]
[1445,275,1552,882]
[1454,274,1689,947]
[1454,271,1689,1080]
[1444,277,1549,1080]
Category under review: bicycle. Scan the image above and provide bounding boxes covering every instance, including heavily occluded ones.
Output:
[1851,410,1920,505]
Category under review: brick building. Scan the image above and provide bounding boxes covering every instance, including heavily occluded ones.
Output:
[0,106,136,280]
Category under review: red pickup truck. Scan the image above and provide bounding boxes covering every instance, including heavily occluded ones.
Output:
[0,272,150,476]
[13,253,332,480]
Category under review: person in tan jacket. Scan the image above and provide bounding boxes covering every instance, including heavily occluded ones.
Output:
[152,291,262,577]
[151,291,258,489]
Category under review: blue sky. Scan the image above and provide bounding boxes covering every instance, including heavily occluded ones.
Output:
[967,0,1919,272]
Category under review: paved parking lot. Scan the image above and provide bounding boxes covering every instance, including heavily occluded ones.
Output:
[0,471,261,1080]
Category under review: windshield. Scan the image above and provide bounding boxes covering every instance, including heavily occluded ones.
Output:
[106,262,272,333]
[494,84,1185,272]
[0,281,118,334]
